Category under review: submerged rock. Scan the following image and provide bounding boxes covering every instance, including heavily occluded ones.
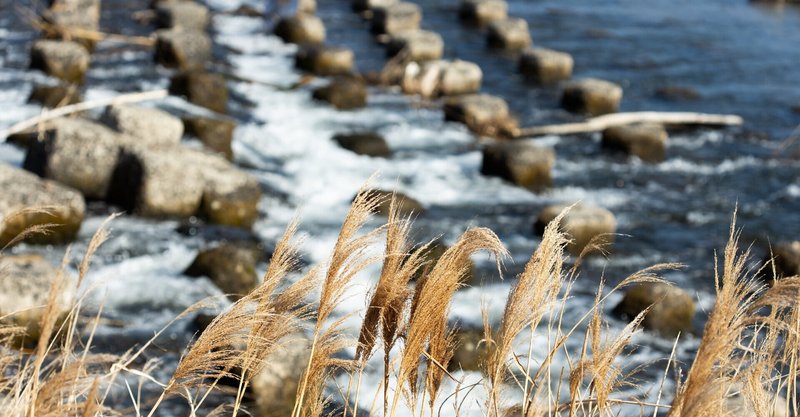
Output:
[487,18,532,50]
[185,243,261,300]
[102,105,184,148]
[27,83,81,108]
[0,255,75,347]
[386,30,444,62]
[274,14,326,44]
[601,123,668,163]
[169,71,229,113]
[295,45,354,76]
[533,204,616,255]
[30,40,90,84]
[332,132,391,157]
[561,78,623,116]
[0,164,85,248]
[613,282,694,337]
[460,0,508,25]
[154,29,212,70]
[444,94,517,137]
[481,142,555,192]
[312,77,368,110]
[156,1,210,30]
[519,47,574,84]
[183,116,236,160]
[372,2,422,35]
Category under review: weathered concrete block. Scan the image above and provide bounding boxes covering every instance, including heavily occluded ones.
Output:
[183,116,235,160]
[312,77,368,110]
[534,203,616,255]
[274,14,326,44]
[613,282,694,337]
[459,0,507,25]
[197,152,262,229]
[519,47,573,84]
[27,83,81,108]
[402,60,482,97]
[387,30,444,62]
[169,71,229,113]
[295,45,354,76]
[155,29,212,70]
[561,78,623,116]
[251,333,311,417]
[601,123,668,163]
[185,243,260,300]
[30,40,90,84]
[487,18,532,50]
[481,142,555,192]
[440,60,483,96]
[444,94,517,136]
[371,3,422,35]
[103,105,184,148]
[156,1,210,30]
[0,164,85,247]
[43,0,100,36]
[332,132,390,157]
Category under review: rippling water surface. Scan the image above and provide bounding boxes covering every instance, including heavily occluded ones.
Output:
[1,0,799,415]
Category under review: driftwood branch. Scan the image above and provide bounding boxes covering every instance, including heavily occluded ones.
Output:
[1,89,169,139]
[512,111,744,138]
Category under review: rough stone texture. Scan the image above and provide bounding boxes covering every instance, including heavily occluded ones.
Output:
[107,146,206,218]
[27,83,81,108]
[363,189,425,216]
[450,327,490,372]
[353,0,397,12]
[30,40,90,84]
[487,18,532,50]
[295,45,354,76]
[332,132,391,157]
[102,105,184,148]
[0,255,75,347]
[251,332,312,417]
[481,142,555,192]
[0,164,85,248]
[601,123,668,163]
[459,0,508,25]
[443,94,517,136]
[185,243,260,300]
[43,0,100,48]
[402,60,483,97]
[519,47,574,84]
[534,204,617,255]
[197,152,262,229]
[169,71,229,113]
[440,60,483,96]
[312,77,368,110]
[613,282,694,337]
[764,241,800,285]
[23,118,123,199]
[371,3,422,35]
[387,30,444,62]
[274,15,326,45]
[154,29,212,70]
[561,78,623,116]
[183,116,236,160]
[156,1,210,30]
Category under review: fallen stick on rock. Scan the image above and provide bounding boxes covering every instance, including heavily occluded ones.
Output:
[512,111,744,138]
[0,89,169,140]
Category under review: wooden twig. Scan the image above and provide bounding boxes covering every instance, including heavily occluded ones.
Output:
[1,89,169,139]
[513,111,744,138]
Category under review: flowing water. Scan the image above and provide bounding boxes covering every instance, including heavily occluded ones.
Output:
[1,0,799,415]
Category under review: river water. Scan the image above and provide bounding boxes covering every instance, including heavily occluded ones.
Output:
[1,0,799,415]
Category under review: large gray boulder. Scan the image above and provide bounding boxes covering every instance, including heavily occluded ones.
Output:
[372,3,422,35]
[534,204,616,255]
[613,282,694,337]
[23,118,123,199]
[197,153,262,229]
[519,47,573,84]
[30,40,90,84]
[459,0,507,25]
[561,78,623,116]
[481,142,555,192]
[0,164,85,248]
[274,14,326,45]
[601,123,668,163]
[0,255,75,347]
[102,105,184,148]
[387,30,444,62]
[154,29,212,70]
[183,116,236,160]
[487,18,532,50]
[156,1,210,30]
